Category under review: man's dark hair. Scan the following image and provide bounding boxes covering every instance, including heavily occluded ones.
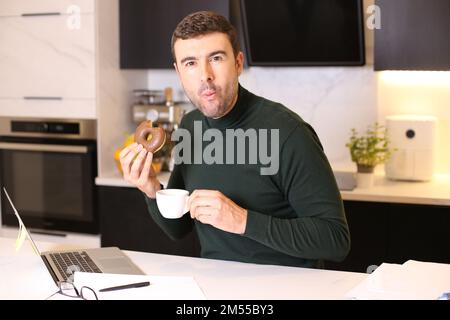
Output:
[171,11,241,62]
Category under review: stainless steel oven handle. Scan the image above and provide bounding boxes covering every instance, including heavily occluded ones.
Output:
[0,142,88,154]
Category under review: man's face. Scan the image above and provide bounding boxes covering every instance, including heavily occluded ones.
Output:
[174,32,244,118]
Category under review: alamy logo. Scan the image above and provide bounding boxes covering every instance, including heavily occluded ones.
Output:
[65,264,81,283]
[66,5,81,30]
[172,121,280,175]
[366,4,381,30]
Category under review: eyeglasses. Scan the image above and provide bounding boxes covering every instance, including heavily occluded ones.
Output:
[57,281,98,300]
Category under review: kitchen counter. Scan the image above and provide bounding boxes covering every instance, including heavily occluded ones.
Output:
[340,173,450,206]
[96,171,171,188]
[95,171,450,206]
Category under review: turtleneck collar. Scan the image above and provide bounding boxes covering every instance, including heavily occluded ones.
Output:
[203,84,250,130]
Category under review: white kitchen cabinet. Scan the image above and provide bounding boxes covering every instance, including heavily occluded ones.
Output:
[0,0,94,17]
[0,14,95,99]
[0,0,145,124]
[0,4,96,119]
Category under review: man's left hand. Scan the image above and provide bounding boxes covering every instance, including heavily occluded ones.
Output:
[187,190,247,234]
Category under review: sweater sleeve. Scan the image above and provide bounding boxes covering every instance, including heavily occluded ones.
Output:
[243,123,351,262]
[144,163,194,240]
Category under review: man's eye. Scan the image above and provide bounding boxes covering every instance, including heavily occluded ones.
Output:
[211,55,223,62]
[185,61,196,67]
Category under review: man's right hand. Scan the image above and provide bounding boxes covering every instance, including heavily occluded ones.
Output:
[119,142,161,198]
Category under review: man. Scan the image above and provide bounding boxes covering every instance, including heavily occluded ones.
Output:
[120,11,350,268]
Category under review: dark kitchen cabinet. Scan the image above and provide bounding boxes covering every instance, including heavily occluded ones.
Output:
[325,201,450,273]
[386,203,450,264]
[98,186,200,257]
[375,0,450,71]
[325,201,389,273]
[119,0,230,69]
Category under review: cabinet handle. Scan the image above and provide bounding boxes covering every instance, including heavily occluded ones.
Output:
[23,96,63,101]
[0,142,88,154]
[21,12,61,17]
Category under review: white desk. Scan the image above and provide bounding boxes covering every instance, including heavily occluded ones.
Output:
[0,237,367,300]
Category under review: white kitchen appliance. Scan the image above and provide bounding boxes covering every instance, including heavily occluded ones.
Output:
[385,115,436,181]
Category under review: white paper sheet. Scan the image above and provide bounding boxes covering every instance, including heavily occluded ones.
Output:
[345,260,450,300]
[73,272,206,300]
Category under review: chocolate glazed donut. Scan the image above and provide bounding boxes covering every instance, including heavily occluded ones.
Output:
[134,120,166,153]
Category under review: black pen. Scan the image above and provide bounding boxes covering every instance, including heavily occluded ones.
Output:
[99,281,150,292]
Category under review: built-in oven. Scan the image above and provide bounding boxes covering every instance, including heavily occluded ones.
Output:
[0,117,98,234]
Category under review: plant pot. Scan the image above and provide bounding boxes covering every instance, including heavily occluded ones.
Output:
[356,164,375,188]
[356,172,374,188]
[357,164,375,173]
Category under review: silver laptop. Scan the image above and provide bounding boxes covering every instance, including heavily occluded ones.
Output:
[3,187,145,284]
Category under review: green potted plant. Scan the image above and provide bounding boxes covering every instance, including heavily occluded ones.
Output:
[346,122,394,187]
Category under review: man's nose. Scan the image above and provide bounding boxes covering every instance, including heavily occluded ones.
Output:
[200,61,214,82]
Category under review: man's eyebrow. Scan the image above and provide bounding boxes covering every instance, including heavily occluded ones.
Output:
[179,51,228,65]
[208,50,227,58]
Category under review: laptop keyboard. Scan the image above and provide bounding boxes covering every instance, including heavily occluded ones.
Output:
[49,251,101,281]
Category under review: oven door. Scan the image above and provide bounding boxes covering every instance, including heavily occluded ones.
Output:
[0,138,98,234]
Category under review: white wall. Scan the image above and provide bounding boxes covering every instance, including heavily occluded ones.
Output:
[96,0,148,176]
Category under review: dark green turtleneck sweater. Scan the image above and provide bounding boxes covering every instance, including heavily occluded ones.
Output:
[145,85,350,268]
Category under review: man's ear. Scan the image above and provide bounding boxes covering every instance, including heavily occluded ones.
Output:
[173,62,179,76]
[236,51,244,76]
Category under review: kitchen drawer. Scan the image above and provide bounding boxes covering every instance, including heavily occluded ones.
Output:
[0,14,95,99]
[0,98,96,119]
[0,0,94,17]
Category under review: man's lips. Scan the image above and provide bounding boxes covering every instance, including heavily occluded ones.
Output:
[201,90,216,99]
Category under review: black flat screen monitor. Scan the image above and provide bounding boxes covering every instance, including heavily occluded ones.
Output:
[240,0,365,66]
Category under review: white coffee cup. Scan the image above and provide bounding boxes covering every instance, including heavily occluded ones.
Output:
[156,189,189,219]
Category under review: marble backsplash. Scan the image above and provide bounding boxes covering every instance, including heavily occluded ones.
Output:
[239,66,377,166]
